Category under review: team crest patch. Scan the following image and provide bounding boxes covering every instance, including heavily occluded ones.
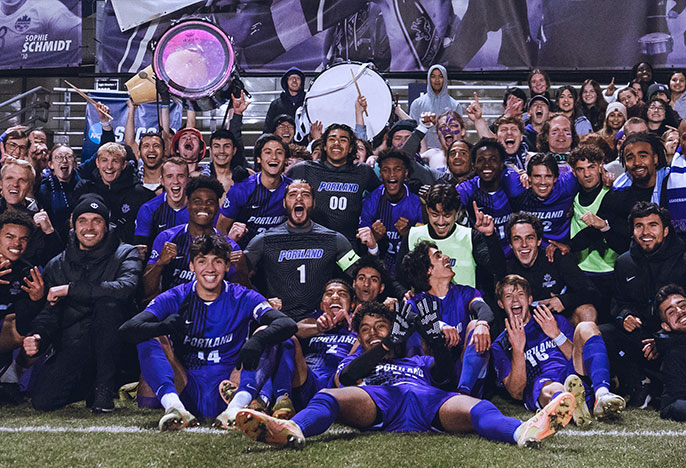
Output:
[542,273,556,289]
[15,15,30,33]
[90,202,99,209]
[122,204,130,214]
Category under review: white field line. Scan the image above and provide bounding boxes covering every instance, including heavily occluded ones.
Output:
[0,425,223,434]
[559,429,686,437]
[0,426,685,438]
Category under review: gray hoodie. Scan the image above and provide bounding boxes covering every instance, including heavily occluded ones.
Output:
[409,64,463,149]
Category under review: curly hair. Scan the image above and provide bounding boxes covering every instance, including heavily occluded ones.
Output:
[351,300,395,332]
[400,240,436,294]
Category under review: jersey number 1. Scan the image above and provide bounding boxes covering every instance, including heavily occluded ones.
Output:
[297,264,306,283]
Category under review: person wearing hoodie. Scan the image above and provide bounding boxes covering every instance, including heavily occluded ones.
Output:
[264,68,305,134]
[74,142,154,245]
[600,202,686,407]
[22,194,144,413]
[409,64,462,151]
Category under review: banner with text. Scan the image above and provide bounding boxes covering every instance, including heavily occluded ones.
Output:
[0,0,81,70]
[98,0,686,74]
[81,92,182,163]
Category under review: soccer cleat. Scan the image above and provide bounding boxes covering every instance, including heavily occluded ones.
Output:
[118,382,138,402]
[213,410,233,430]
[517,392,575,448]
[271,394,296,420]
[235,409,305,449]
[593,392,626,419]
[218,379,238,405]
[158,407,199,431]
[248,397,270,414]
[564,375,592,427]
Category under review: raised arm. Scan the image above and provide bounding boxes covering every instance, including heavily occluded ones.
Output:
[125,99,140,158]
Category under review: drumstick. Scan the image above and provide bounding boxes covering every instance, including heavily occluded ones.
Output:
[64,80,114,121]
[350,70,368,117]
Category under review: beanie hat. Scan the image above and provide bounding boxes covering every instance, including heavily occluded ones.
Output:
[72,193,109,227]
[606,102,628,120]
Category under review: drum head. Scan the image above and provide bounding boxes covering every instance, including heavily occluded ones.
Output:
[305,63,392,138]
[153,20,234,100]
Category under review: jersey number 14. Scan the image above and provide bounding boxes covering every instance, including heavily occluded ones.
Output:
[197,350,221,363]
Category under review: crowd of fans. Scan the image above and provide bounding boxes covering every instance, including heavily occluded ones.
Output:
[2,61,686,448]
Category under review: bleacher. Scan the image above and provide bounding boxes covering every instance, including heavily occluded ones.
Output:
[0,76,578,161]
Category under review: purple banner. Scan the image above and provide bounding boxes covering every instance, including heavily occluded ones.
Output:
[0,0,81,70]
[81,92,183,162]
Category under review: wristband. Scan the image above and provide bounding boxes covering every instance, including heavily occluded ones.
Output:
[600,220,610,232]
[367,244,379,255]
[552,332,568,347]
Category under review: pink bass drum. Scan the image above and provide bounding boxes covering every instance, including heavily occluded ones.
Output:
[153,20,235,111]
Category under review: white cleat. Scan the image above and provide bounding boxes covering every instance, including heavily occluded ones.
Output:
[158,407,199,432]
[593,392,626,419]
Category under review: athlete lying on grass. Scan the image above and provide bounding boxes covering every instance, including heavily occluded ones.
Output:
[234,300,576,449]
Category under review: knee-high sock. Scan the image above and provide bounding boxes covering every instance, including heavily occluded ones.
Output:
[582,335,611,392]
[469,400,522,444]
[457,331,489,396]
[291,391,340,438]
[137,340,176,399]
[272,340,296,400]
[236,344,280,397]
[259,378,274,405]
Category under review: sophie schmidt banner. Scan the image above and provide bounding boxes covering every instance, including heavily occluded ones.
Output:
[0,0,81,70]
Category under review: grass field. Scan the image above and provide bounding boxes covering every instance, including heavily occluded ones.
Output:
[1,396,685,468]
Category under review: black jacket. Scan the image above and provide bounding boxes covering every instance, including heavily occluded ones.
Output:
[654,330,686,410]
[507,247,600,313]
[74,164,154,244]
[612,233,686,332]
[29,231,143,352]
[264,68,305,133]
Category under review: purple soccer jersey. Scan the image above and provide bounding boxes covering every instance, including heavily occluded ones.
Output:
[457,168,523,253]
[360,185,422,276]
[219,173,291,248]
[148,224,240,291]
[508,170,578,244]
[492,314,575,409]
[145,280,270,370]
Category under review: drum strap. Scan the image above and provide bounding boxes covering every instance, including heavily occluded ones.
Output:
[306,63,372,101]
[296,62,373,142]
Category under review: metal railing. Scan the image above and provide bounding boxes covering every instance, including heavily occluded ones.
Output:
[0,86,51,129]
